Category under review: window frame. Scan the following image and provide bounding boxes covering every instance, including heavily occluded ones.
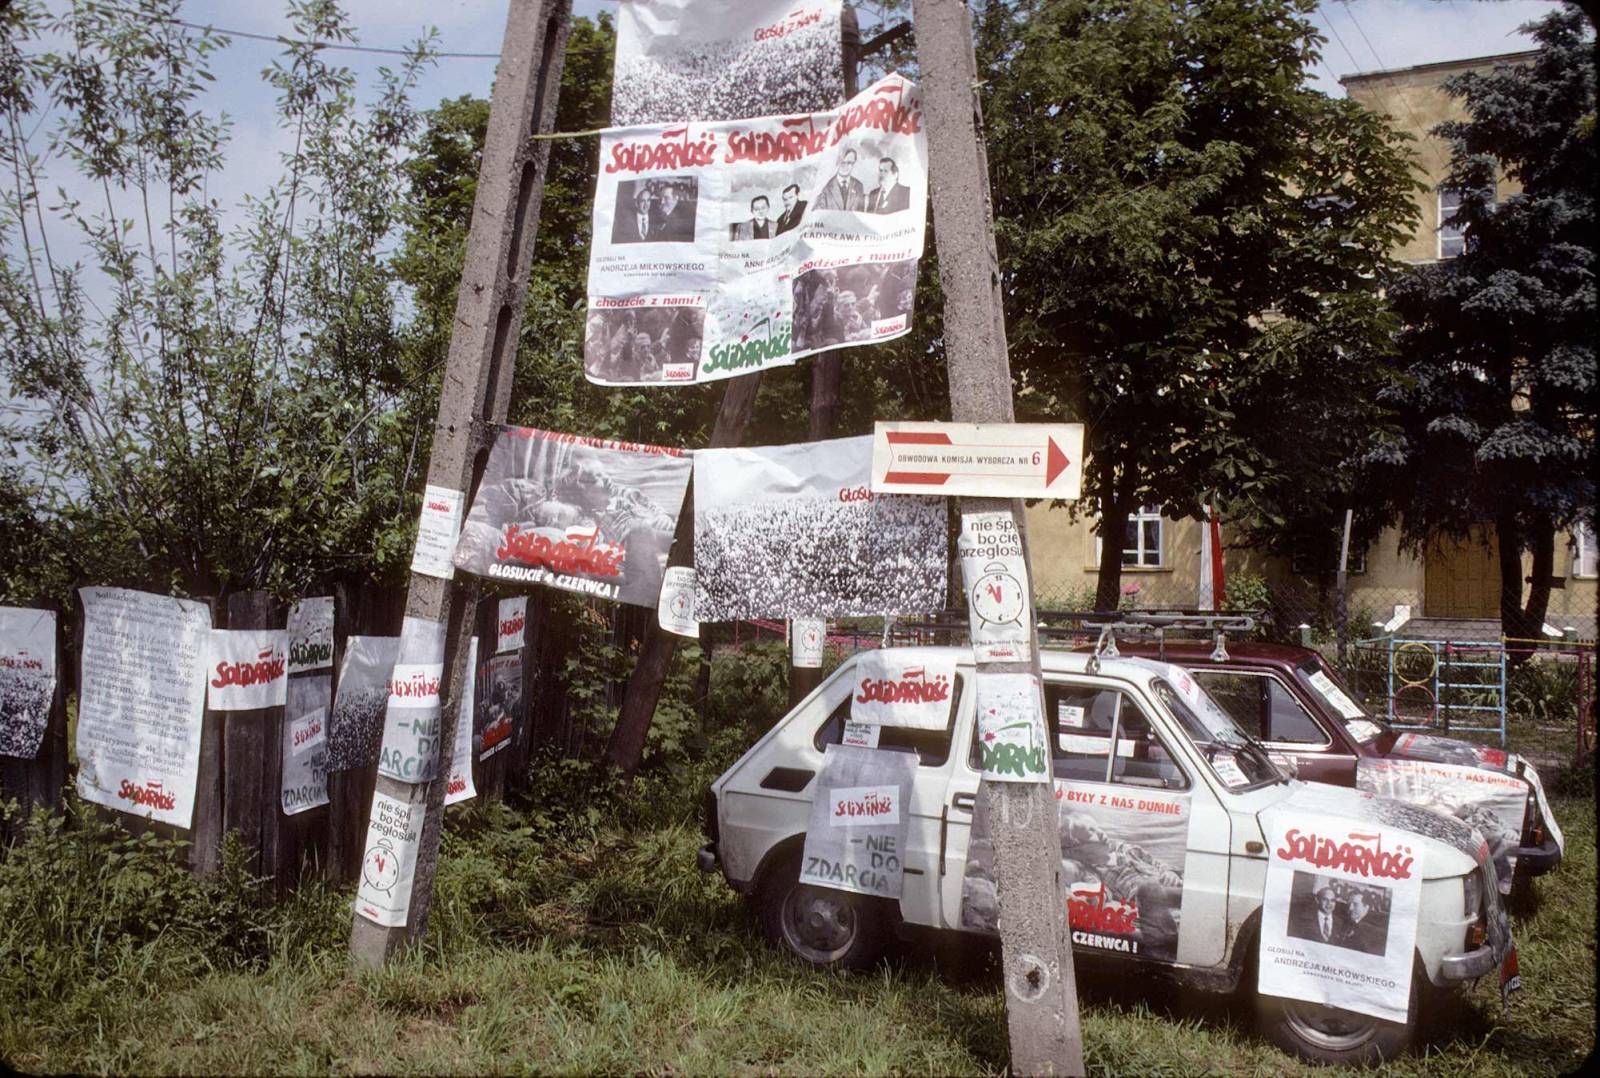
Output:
[1574,521,1597,579]
[1437,183,1496,261]
[1095,504,1165,569]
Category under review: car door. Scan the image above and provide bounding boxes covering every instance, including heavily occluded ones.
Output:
[1190,667,1357,786]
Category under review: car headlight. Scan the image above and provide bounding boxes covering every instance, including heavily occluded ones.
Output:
[1463,869,1482,921]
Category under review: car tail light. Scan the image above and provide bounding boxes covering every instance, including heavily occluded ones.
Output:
[1471,924,1486,948]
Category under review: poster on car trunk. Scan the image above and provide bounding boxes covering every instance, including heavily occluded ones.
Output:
[478,652,522,761]
[445,638,478,806]
[376,617,448,784]
[327,634,399,773]
[612,0,843,127]
[496,596,527,654]
[957,511,1031,662]
[206,629,288,711]
[693,435,946,620]
[281,673,332,815]
[287,596,334,673]
[585,73,926,387]
[1356,757,1527,890]
[75,588,210,829]
[849,648,956,729]
[0,606,55,759]
[799,744,917,898]
[962,779,1190,962]
[355,791,425,928]
[1258,805,1424,1023]
[974,672,1049,783]
[453,425,692,608]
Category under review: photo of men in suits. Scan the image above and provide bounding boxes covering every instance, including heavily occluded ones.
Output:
[867,156,911,214]
[1288,884,1344,945]
[729,195,774,241]
[813,146,866,211]
[653,182,696,241]
[613,186,657,244]
[610,178,698,244]
[1285,872,1391,957]
[1338,889,1388,955]
[775,183,806,234]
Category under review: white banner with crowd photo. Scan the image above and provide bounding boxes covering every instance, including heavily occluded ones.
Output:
[586,73,927,386]
[0,606,56,759]
[799,744,917,899]
[453,425,692,608]
[612,0,843,127]
[693,435,946,621]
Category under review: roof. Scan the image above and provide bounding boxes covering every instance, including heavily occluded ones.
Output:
[1339,49,1537,88]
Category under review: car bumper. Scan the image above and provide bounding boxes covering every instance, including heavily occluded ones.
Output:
[1514,835,1561,876]
[697,842,720,873]
[1439,942,1498,982]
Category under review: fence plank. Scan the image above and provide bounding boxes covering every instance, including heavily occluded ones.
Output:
[221,590,283,879]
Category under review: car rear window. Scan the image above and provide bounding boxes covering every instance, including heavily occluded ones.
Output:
[814,673,962,766]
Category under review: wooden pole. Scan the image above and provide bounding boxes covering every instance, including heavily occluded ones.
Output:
[912,0,1084,1072]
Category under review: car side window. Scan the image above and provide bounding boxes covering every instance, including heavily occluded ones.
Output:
[814,674,961,766]
[1108,696,1189,790]
[1265,677,1327,744]
[1191,669,1329,746]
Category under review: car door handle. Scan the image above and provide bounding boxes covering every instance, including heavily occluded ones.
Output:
[952,792,976,813]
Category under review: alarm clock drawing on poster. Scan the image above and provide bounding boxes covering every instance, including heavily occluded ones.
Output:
[362,837,400,894]
[970,561,1026,629]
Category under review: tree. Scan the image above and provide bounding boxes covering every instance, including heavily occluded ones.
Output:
[1370,4,1596,645]
[976,0,1419,610]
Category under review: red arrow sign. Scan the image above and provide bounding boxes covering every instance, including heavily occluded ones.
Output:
[871,422,1084,499]
[1047,437,1070,486]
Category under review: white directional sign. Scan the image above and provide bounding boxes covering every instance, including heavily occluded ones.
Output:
[869,422,1084,499]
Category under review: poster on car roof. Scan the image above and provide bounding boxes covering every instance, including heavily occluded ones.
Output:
[586,73,926,387]
[1356,757,1527,891]
[693,435,946,621]
[849,648,956,729]
[962,779,1190,963]
[799,744,917,899]
[1258,794,1425,1023]
[453,425,692,608]
[612,0,843,127]
[0,606,55,759]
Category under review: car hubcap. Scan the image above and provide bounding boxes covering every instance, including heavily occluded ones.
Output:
[781,885,857,964]
[1283,999,1380,1052]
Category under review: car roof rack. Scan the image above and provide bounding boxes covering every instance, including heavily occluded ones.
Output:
[886,609,1259,665]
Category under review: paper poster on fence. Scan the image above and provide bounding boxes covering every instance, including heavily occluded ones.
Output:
[613,0,843,127]
[446,637,478,806]
[849,648,956,729]
[963,779,1191,962]
[287,596,334,673]
[206,629,288,711]
[327,635,398,772]
[799,744,916,898]
[376,617,447,784]
[0,606,56,759]
[958,511,1032,662]
[495,596,527,654]
[585,73,926,387]
[75,588,210,829]
[478,652,522,761]
[282,673,331,815]
[453,425,692,608]
[974,672,1049,783]
[1258,795,1425,1023]
[1356,757,1528,890]
[694,435,946,620]
[356,792,426,928]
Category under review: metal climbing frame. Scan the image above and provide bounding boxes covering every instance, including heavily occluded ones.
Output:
[1357,636,1508,747]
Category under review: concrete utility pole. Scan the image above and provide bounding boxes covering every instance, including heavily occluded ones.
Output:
[911,0,1085,1073]
[350,0,572,968]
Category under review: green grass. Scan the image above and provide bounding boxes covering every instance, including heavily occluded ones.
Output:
[1,782,1593,1075]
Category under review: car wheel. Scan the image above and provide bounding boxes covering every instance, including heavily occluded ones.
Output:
[757,851,890,971]
[1256,974,1416,1066]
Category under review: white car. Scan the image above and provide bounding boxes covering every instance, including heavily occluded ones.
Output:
[698,647,1514,1066]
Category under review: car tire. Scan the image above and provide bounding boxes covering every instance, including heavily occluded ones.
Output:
[1255,971,1416,1066]
[757,850,891,972]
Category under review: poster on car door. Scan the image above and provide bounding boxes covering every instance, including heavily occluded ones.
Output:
[849,648,956,729]
[1356,757,1527,890]
[355,791,425,928]
[286,596,334,674]
[205,629,288,711]
[282,673,332,815]
[327,634,398,773]
[694,435,946,620]
[75,588,210,829]
[961,779,1190,962]
[799,743,916,899]
[478,652,522,761]
[453,425,692,608]
[974,672,1049,783]
[0,606,55,759]
[958,511,1032,662]
[376,617,448,784]
[1258,803,1424,1023]
[613,0,842,127]
[445,637,478,806]
[585,73,926,387]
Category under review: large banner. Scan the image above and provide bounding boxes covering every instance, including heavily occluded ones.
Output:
[849,648,956,729]
[453,426,692,607]
[586,73,927,386]
[799,744,917,898]
[327,635,399,773]
[1356,757,1528,890]
[0,606,55,759]
[963,779,1190,963]
[612,0,843,126]
[282,674,331,816]
[76,588,210,829]
[694,435,946,620]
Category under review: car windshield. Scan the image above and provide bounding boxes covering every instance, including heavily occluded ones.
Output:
[1293,655,1390,743]
[1125,658,1283,788]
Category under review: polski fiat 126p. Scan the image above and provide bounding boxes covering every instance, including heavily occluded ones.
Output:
[697,646,1516,1066]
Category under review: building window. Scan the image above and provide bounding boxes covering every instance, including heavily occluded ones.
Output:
[1576,522,1598,579]
[1438,184,1495,260]
[1097,505,1165,568]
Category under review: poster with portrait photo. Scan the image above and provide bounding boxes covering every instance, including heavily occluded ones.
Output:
[583,298,706,385]
[0,606,55,759]
[477,651,522,762]
[791,258,917,352]
[588,74,927,387]
[452,425,693,608]
[693,434,946,621]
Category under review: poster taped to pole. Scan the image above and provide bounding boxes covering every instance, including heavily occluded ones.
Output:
[206,629,289,711]
[286,596,334,674]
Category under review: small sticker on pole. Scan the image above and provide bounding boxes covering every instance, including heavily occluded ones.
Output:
[791,618,826,668]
